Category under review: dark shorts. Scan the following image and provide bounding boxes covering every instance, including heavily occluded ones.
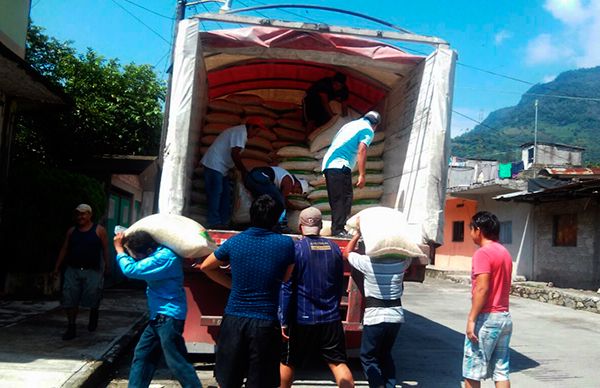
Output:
[215,315,281,388]
[61,266,103,308]
[281,320,348,367]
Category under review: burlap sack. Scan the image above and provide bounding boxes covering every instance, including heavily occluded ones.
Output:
[346,207,426,258]
[124,214,217,258]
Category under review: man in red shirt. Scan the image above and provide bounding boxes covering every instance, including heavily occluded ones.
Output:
[463,211,513,388]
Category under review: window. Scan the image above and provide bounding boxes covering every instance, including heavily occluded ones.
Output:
[452,221,464,242]
[528,147,534,164]
[553,214,577,247]
[499,221,512,244]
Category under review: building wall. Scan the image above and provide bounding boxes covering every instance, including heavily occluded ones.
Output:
[0,0,31,58]
[533,198,600,290]
[478,196,535,279]
[434,197,477,271]
[522,144,582,169]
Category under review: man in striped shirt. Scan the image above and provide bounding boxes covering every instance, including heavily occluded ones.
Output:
[279,207,354,388]
[344,224,411,388]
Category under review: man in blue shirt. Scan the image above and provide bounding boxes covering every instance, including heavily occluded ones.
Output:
[114,230,202,388]
[279,207,354,388]
[201,195,295,388]
[321,111,381,237]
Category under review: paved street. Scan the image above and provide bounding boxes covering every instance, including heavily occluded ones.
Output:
[105,277,600,387]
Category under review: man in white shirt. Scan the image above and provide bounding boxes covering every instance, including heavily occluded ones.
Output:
[344,226,411,388]
[321,111,380,237]
[201,117,265,228]
[244,166,309,232]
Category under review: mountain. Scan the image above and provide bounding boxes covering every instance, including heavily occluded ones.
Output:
[451,66,600,164]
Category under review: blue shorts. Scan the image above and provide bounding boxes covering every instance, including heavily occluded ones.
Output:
[61,266,104,309]
[463,312,512,381]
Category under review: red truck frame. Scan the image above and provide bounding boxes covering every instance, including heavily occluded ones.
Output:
[182,230,430,354]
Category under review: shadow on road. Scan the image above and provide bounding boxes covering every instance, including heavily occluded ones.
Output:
[395,310,539,387]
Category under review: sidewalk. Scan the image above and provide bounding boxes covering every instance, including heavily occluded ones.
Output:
[426,267,600,314]
[0,288,148,388]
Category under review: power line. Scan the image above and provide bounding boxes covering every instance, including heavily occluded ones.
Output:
[452,109,499,132]
[245,0,324,24]
[110,0,171,45]
[120,0,174,20]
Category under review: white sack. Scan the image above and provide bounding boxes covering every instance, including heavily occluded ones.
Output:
[125,214,217,258]
[346,207,426,258]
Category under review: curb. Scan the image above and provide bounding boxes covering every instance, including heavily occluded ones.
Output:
[61,312,149,388]
[425,268,600,315]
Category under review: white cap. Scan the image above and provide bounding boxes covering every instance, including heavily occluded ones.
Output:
[364,111,381,125]
[75,204,92,213]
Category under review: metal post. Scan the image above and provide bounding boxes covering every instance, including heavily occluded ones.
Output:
[533,99,538,177]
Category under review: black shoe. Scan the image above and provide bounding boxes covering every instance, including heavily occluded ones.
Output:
[88,309,99,332]
[62,325,76,340]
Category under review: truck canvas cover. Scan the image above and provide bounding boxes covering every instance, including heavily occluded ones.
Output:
[160,18,456,245]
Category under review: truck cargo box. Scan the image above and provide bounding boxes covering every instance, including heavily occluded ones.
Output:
[158,14,456,353]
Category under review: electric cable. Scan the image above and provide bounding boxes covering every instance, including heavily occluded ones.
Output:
[120,0,174,20]
[110,0,171,45]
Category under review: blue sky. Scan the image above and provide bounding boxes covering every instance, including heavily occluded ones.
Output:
[30,0,600,138]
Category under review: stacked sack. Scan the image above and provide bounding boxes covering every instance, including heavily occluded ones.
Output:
[188,165,209,226]
[305,112,386,222]
[196,94,313,227]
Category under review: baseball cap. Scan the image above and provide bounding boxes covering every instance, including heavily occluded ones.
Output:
[75,203,92,213]
[364,111,381,125]
[245,117,268,131]
[299,207,322,235]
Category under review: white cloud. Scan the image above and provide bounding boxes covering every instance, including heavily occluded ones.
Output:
[528,0,600,67]
[542,74,557,83]
[525,34,572,65]
[494,30,512,45]
[544,0,588,25]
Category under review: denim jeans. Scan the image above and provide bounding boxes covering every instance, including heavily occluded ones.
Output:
[204,167,232,228]
[129,314,202,388]
[360,322,402,388]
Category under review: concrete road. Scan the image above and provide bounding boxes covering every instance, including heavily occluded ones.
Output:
[105,278,600,387]
[394,278,600,387]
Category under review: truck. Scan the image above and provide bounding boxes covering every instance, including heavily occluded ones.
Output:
[157,9,456,353]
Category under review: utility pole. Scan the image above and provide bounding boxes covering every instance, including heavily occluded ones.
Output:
[533,99,538,177]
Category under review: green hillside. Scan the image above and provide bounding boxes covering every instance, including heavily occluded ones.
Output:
[452,66,600,164]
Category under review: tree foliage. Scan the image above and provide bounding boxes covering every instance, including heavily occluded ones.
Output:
[15,25,166,164]
[452,66,600,164]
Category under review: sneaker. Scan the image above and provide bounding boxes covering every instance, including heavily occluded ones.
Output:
[62,325,76,340]
[88,308,99,332]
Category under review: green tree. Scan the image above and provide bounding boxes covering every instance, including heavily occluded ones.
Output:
[15,24,165,164]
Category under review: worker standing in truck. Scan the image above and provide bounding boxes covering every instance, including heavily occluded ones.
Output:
[244,166,310,231]
[321,111,381,237]
[303,72,349,134]
[200,117,266,228]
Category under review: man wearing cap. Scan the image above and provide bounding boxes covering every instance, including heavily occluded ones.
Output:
[279,207,354,388]
[322,111,381,237]
[54,204,109,340]
[200,118,265,228]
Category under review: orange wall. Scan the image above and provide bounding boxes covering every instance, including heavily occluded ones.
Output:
[434,197,478,271]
